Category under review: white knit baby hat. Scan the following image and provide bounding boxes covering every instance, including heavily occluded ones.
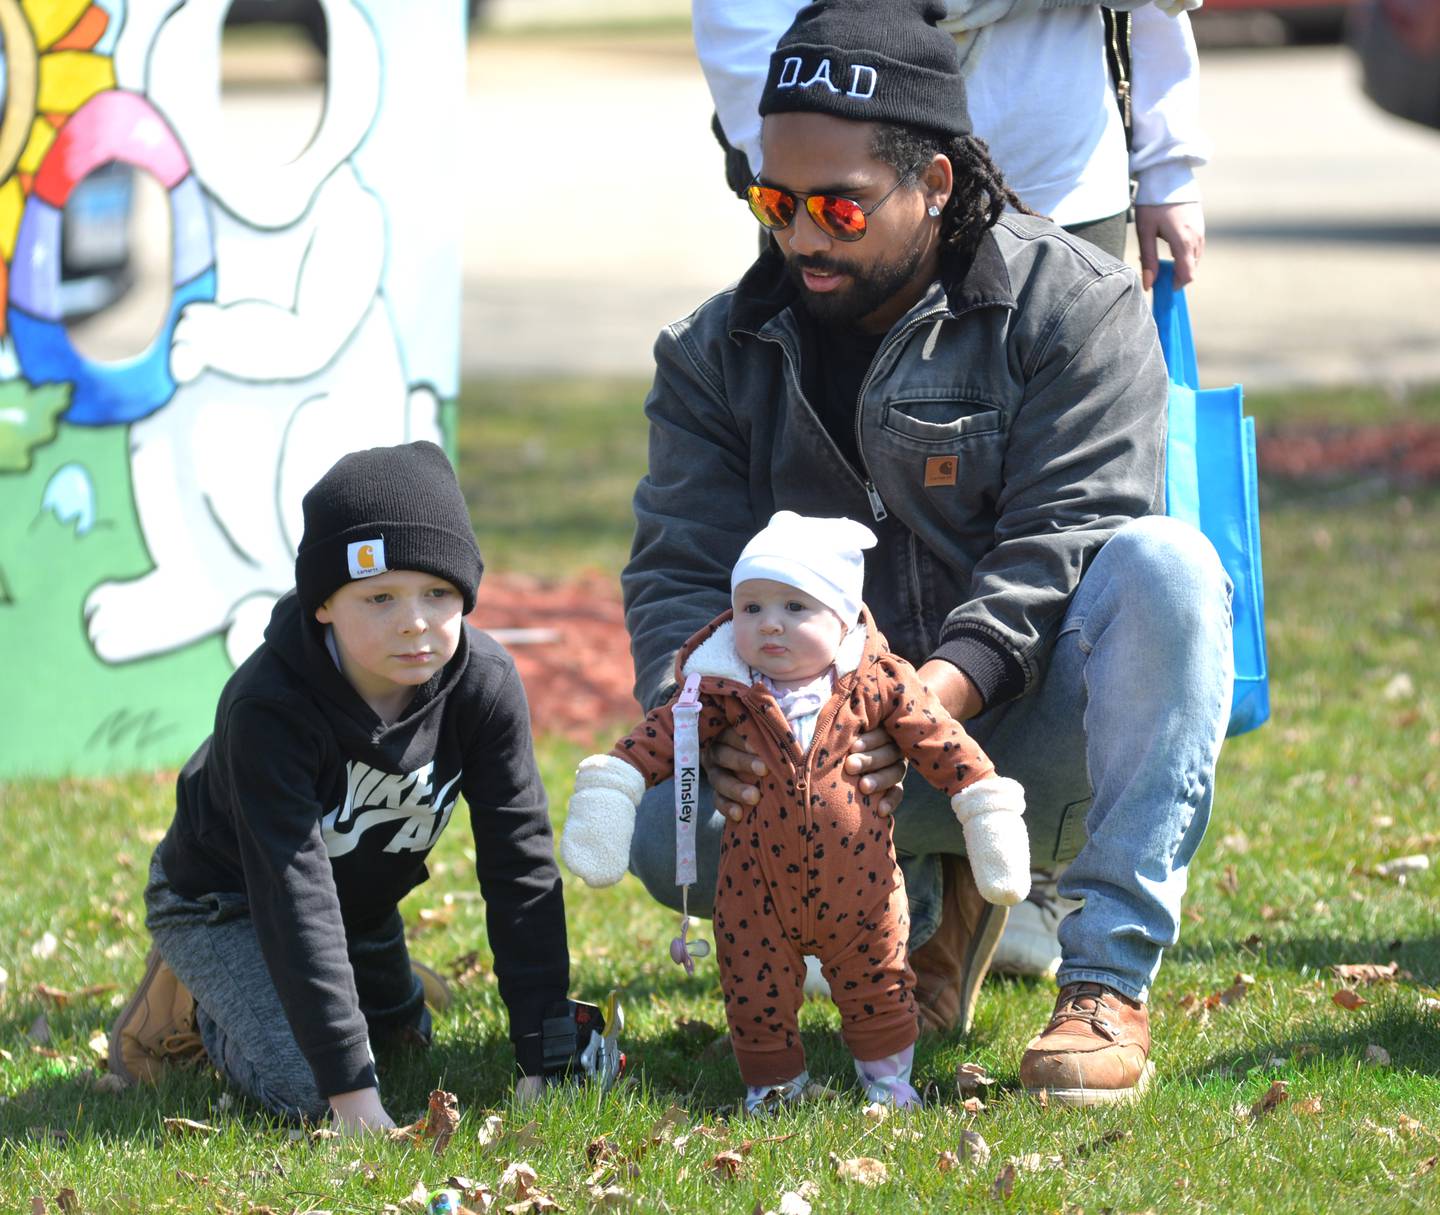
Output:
[731,511,878,626]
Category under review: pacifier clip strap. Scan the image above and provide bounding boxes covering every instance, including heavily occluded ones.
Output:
[670,673,707,974]
[673,672,703,892]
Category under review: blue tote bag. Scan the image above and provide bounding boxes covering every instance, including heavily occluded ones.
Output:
[1152,263,1270,737]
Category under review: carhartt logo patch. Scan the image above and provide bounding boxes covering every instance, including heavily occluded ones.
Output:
[925,456,958,487]
[347,538,386,579]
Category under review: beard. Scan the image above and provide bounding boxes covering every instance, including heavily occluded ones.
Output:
[785,231,929,330]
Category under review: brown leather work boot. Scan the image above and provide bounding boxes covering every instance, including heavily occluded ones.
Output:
[910,855,1009,1036]
[108,949,207,1085]
[1019,981,1154,1106]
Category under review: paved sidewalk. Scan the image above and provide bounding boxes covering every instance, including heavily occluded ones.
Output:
[465,36,1440,389]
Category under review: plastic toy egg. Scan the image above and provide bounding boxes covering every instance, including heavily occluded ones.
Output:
[427,1190,462,1215]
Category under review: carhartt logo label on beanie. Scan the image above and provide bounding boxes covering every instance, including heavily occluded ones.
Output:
[347,539,386,579]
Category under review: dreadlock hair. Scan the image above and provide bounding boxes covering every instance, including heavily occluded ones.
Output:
[870,122,1035,264]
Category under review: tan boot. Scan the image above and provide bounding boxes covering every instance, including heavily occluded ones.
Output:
[1019,982,1154,1106]
[411,960,452,1012]
[108,949,206,1085]
[910,855,1009,1036]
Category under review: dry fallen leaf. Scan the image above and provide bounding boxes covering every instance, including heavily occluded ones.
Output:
[1294,1096,1323,1115]
[936,1150,959,1172]
[776,1190,813,1215]
[1250,1080,1289,1119]
[1220,973,1256,1006]
[955,1061,997,1093]
[832,1155,888,1186]
[1217,865,1240,896]
[503,1195,560,1214]
[31,932,59,960]
[959,1128,991,1166]
[1364,1044,1392,1067]
[500,1162,538,1199]
[587,1185,632,1207]
[961,1095,986,1115]
[1010,1152,1063,1173]
[1075,1129,1133,1157]
[862,1101,890,1123]
[1333,989,1368,1011]
[477,1114,505,1147]
[35,984,119,1007]
[644,1105,690,1152]
[424,1089,460,1154]
[1332,962,1400,985]
[1397,1114,1431,1138]
[710,1150,746,1180]
[30,1198,45,1215]
[1417,1156,1438,1177]
[54,1192,78,1214]
[163,1118,218,1137]
[990,1162,1017,1199]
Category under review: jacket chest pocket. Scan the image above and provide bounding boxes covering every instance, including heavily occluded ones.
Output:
[880,397,1005,446]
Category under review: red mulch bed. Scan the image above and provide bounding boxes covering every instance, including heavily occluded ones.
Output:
[470,572,641,745]
[473,422,1440,744]
[1256,421,1440,484]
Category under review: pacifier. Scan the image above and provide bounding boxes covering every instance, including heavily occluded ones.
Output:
[669,915,710,975]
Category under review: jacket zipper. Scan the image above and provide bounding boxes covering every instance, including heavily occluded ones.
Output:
[798,676,854,941]
[758,311,948,525]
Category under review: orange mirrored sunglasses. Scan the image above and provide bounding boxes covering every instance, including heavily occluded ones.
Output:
[745,162,922,243]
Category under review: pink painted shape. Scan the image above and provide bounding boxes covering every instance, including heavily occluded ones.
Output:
[32,91,190,207]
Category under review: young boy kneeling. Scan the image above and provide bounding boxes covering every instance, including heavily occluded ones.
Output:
[111,442,569,1129]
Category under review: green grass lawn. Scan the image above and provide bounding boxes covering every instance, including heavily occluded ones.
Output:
[2,381,1438,1213]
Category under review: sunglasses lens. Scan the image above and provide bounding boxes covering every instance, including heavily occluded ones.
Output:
[810,195,866,241]
[747,185,795,230]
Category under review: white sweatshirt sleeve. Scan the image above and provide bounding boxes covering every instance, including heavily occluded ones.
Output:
[691,0,805,176]
[1129,6,1210,205]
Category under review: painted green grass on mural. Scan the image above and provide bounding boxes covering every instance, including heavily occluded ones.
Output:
[0,423,231,780]
[2,471,1437,1211]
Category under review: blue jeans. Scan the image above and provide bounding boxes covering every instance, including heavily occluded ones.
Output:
[629,516,1233,1002]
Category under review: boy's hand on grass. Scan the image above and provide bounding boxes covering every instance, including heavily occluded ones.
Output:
[703,726,768,822]
[329,1086,396,1133]
[514,1075,545,1105]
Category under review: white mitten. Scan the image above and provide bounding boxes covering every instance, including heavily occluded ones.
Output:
[560,755,645,887]
[951,776,1031,906]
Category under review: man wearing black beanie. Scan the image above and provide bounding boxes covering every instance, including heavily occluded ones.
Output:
[619,0,1233,1108]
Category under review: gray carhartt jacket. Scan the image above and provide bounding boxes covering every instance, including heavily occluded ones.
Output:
[624,214,1168,714]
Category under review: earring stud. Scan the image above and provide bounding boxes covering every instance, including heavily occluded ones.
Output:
[928,205,941,217]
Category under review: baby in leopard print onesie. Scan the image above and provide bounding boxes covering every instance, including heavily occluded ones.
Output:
[561,512,1029,1110]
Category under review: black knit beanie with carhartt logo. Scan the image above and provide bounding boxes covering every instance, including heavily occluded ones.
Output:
[759,0,971,137]
[295,440,484,616]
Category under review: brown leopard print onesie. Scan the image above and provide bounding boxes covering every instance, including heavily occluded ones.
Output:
[609,607,997,1085]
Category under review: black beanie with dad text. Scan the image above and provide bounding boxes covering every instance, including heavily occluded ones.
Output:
[758,0,971,138]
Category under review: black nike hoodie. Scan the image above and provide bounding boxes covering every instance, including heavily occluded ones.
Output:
[158,592,567,1096]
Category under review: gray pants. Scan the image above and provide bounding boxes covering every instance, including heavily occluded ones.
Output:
[144,853,427,1121]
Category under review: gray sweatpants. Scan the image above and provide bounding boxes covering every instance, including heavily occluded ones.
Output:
[143,852,427,1121]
